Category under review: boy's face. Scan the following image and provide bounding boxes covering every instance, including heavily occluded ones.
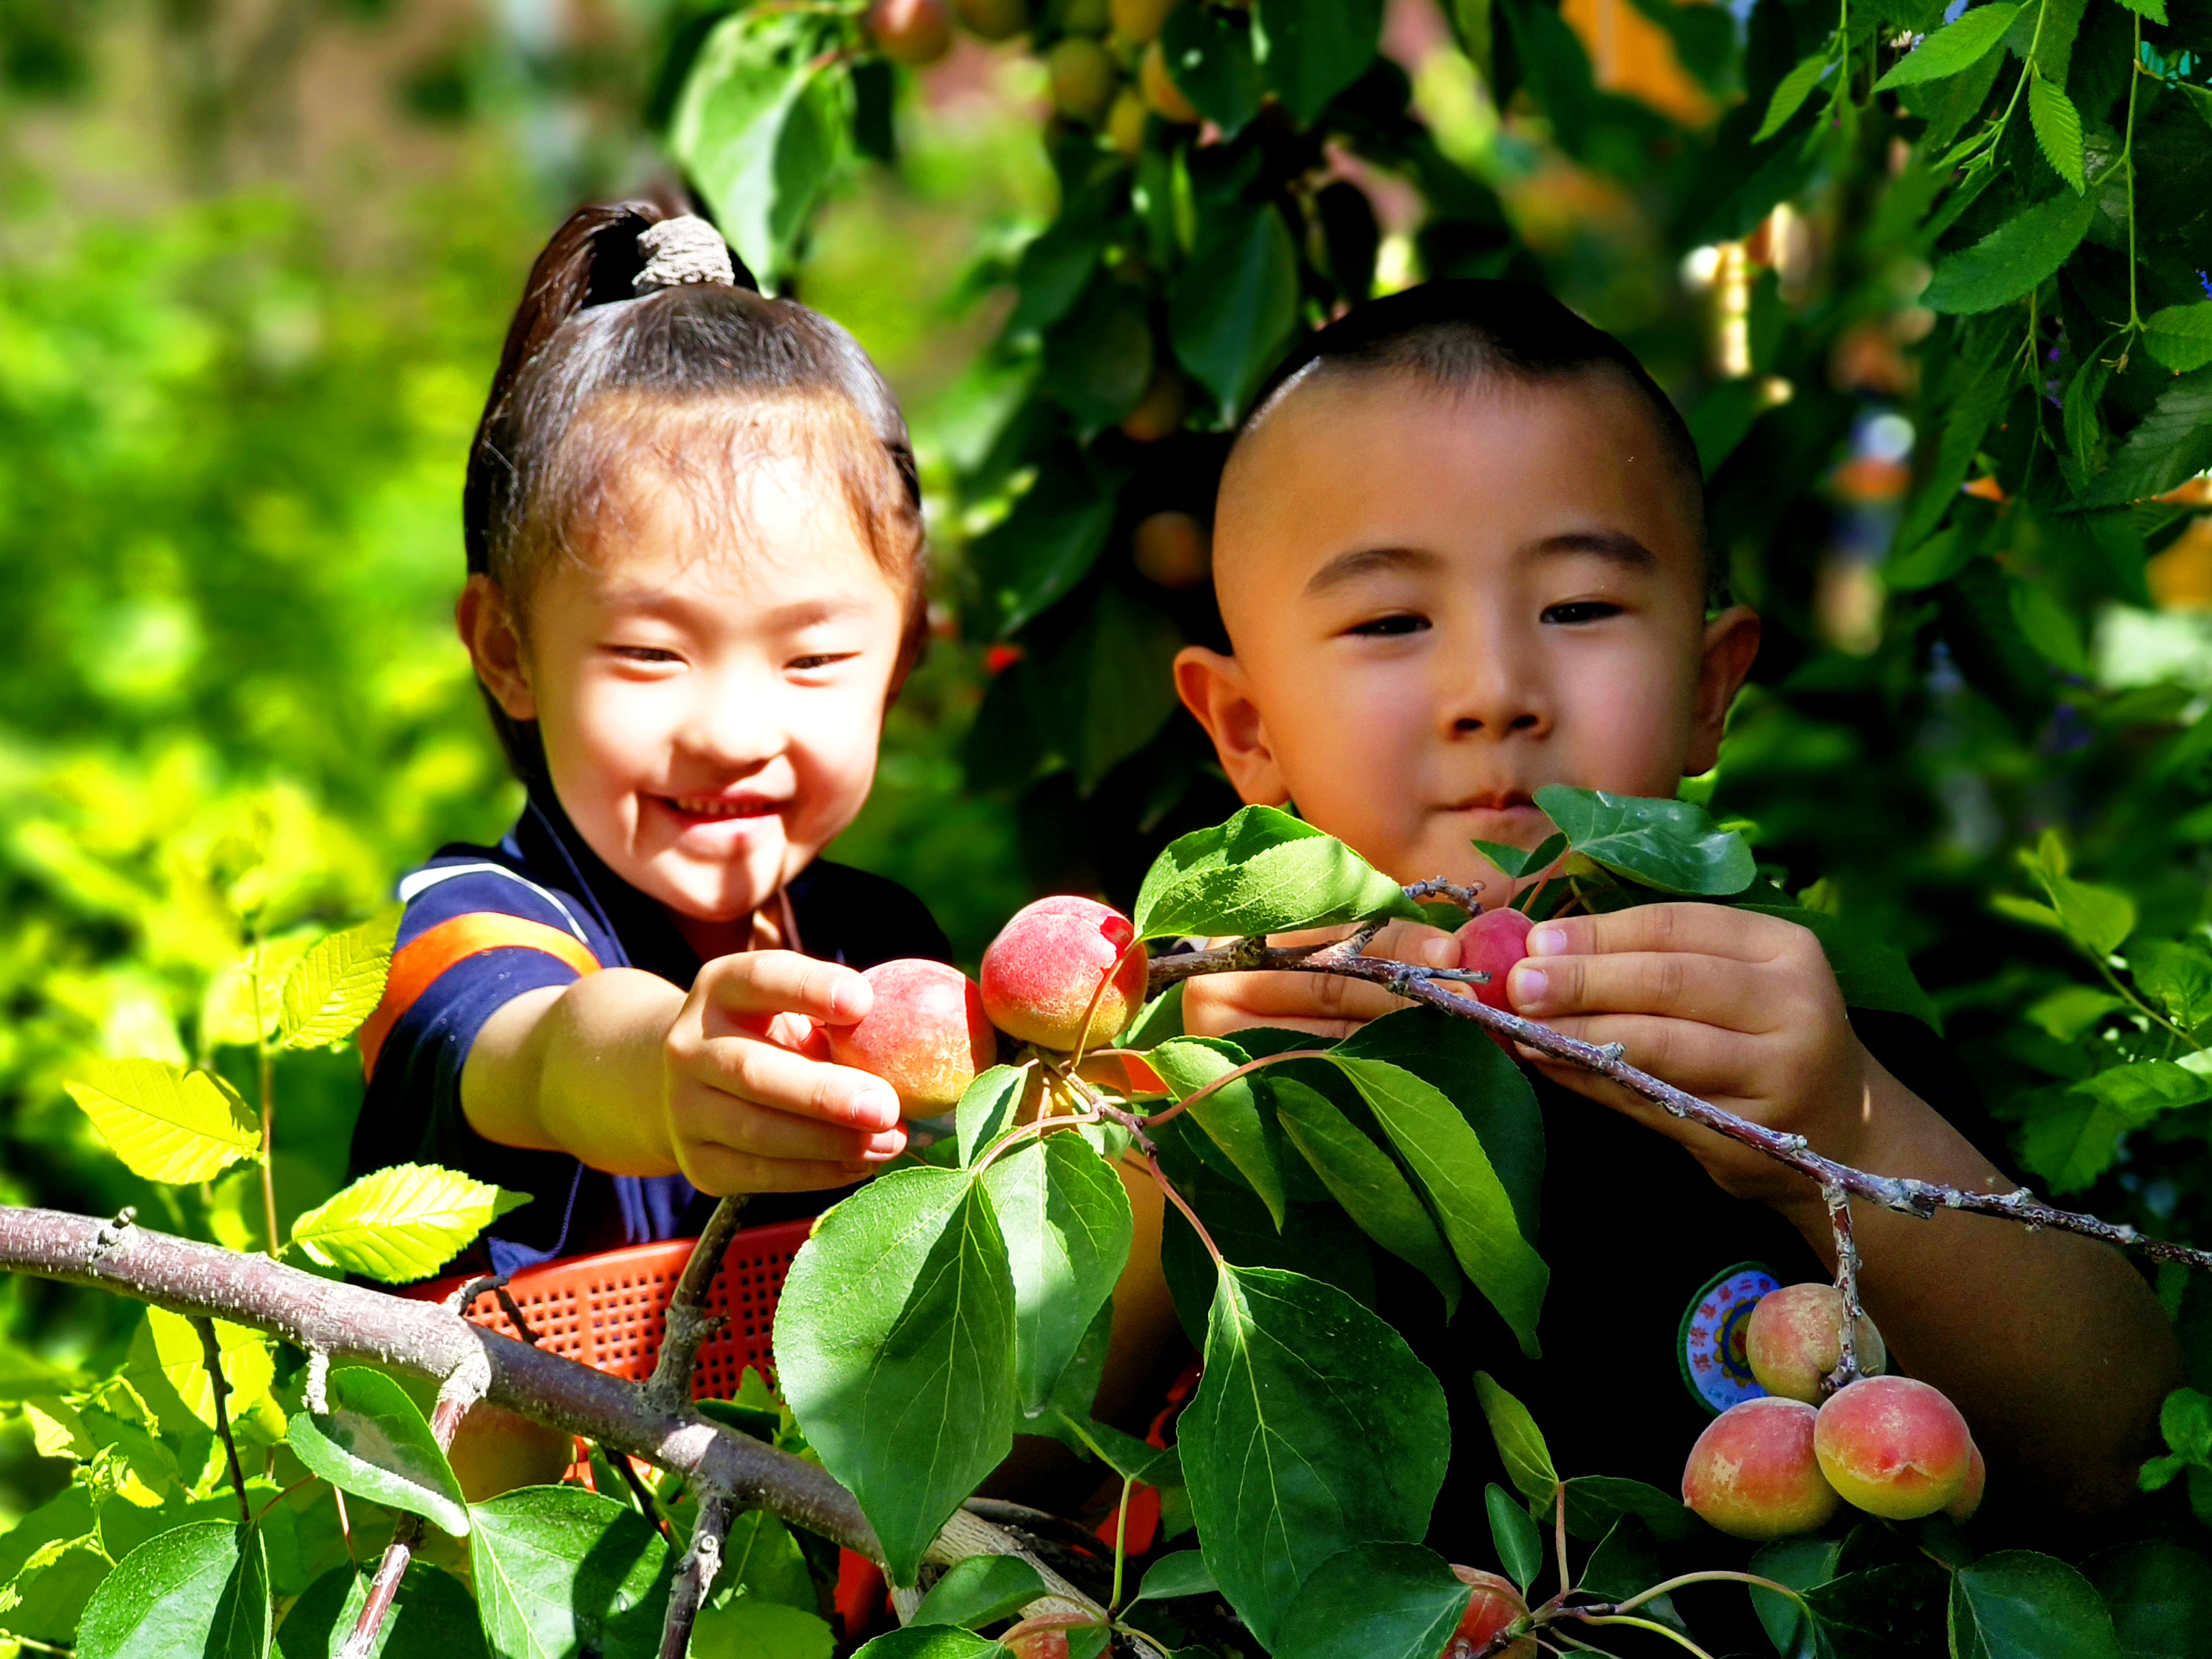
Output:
[1177,371,1760,890]
[472,451,908,933]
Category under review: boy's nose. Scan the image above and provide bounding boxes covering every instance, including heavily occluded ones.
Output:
[1444,654,1550,740]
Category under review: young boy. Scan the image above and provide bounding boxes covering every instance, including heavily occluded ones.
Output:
[1169,281,2176,1541]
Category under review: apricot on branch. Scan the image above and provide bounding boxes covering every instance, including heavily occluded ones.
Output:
[1812,1375,1973,1520]
[1680,1396,1842,1539]
[826,958,995,1116]
[980,896,1147,1051]
[1746,1282,1887,1403]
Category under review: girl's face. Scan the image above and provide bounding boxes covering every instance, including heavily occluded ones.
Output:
[477,450,909,945]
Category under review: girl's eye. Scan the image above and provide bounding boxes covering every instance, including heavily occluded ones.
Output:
[612,645,682,664]
[1541,600,1624,625]
[1345,613,1430,638]
[790,652,861,672]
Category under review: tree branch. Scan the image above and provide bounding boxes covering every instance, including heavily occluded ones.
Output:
[642,1195,747,1417]
[191,1315,251,1527]
[658,1490,733,1659]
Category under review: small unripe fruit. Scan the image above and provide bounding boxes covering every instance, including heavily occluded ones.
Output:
[445,1404,575,1503]
[1946,1442,1986,1521]
[1139,38,1200,122]
[1443,1566,1537,1658]
[1813,1375,1973,1520]
[981,896,1147,1051]
[827,959,995,1116]
[1746,1282,1887,1404]
[1060,0,1110,29]
[955,0,1030,39]
[1459,907,1533,1012]
[1132,510,1210,589]
[1106,87,1149,157]
[868,0,954,63]
[1046,36,1117,120]
[1681,1396,1841,1539]
[1119,368,1185,442]
[1111,0,1176,43]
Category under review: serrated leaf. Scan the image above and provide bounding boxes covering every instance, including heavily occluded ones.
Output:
[2145,303,2212,374]
[1875,2,2020,87]
[2079,368,2212,507]
[285,1368,470,1538]
[76,1520,267,1659]
[286,1164,528,1283]
[1180,1266,1449,1648]
[1921,186,2099,314]
[66,1059,261,1184]
[1274,1078,1462,1316]
[201,935,315,1049]
[980,1136,1132,1418]
[469,1486,669,1659]
[1133,805,1423,940]
[1474,1371,1558,1506]
[1533,786,1756,895]
[2028,75,2085,191]
[123,1307,275,1436]
[1756,49,1835,140]
[278,911,397,1049]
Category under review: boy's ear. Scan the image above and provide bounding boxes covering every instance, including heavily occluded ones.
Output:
[457,575,538,722]
[1173,646,1290,807]
[1688,605,1762,774]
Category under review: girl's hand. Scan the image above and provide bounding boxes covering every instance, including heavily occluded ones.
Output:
[1503,904,1891,1208]
[662,950,909,1195]
[1180,921,1463,1040]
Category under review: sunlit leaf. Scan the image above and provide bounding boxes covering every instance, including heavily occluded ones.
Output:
[1874,2,2019,87]
[286,1164,528,1283]
[980,1135,1132,1418]
[1533,786,1756,895]
[1150,1037,1288,1229]
[469,1486,669,1659]
[65,1059,259,1184]
[1133,805,1423,940]
[278,910,397,1049]
[955,1065,1026,1167]
[1473,1371,1558,1506]
[76,1520,263,1659]
[285,1367,470,1538]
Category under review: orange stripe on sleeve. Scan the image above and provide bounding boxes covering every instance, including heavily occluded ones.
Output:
[359,913,601,1081]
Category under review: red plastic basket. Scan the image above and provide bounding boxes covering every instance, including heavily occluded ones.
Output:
[409,1216,815,1398]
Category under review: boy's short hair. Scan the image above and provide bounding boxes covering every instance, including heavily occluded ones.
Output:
[1233,280,1719,606]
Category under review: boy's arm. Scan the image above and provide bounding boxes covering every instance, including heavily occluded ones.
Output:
[1508,904,2179,1522]
[462,952,909,1195]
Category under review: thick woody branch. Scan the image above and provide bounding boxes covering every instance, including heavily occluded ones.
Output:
[642,1194,747,1416]
[342,1353,488,1659]
[1150,940,2212,1275]
[659,1491,733,1659]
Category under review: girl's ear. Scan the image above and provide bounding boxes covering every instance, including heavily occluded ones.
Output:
[1173,646,1291,807]
[458,575,538,721]
[1687,604,1762,774]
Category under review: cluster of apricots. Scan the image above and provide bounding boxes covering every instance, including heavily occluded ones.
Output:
[1682,1284,1985,1539]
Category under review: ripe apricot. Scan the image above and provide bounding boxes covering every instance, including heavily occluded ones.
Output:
[1119,368,1186,442]
[955,0,1029,38]
[1812,1375,1973,1520]
[1458,907,1532,1013]
[1132,510,1210,589]
[868,0,953,63]
[826,959,995,1116]
[980,896,1147,1051]
[1442,1566,1537,1658]
[1680,1396,1841,1540]
[1946,1442,1986,1522]
[1745,1282,1887,1403]
[445,1403,575,1503]
[1111,0,1176,43]
[1139,38,1200,122]
[1046,36,1117,121]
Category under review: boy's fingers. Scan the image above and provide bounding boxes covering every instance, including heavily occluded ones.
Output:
[680,1087,905,1164]
[682,1144,879,1197]
[704,951,874,1026]
[1355,922,1463,969]
[1508,950,1779,1031]
[1215,967,1413,1026]
[1515,1015,1753,1102]
[1523,904,1808,966]
[691,1035,901,1132]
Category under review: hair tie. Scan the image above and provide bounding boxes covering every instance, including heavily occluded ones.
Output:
[633,216,735,294]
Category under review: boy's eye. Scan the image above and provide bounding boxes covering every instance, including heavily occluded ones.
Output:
[1345,613,1430,638]
[611,645,683,664]
[789,652,862,672]
[1541,600,1624,625]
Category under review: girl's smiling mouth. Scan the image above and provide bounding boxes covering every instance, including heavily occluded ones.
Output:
[656,793,786,823]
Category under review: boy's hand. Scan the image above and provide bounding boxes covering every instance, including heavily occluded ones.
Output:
[1181,921,1463,1040]
[1504,905,1876,1208]
[663,950,907,1195]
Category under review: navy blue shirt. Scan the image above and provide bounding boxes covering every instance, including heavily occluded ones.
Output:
[347,791,951,1278]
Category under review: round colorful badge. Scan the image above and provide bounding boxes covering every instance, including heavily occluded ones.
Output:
[1677,1261,1777,1415]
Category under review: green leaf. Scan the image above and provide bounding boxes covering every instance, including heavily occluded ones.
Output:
[2028,75,2086,191]
[1949,1550,2123,1659]
[2028,985,2125,1042]
[1470,834,1568,883]
[65,1058,260,1184]
[1807,1562,1950,1655]
[2145,304,2212,376]
[1271,1542,1475,1659]
[284,1367,470,1538]
[1748,1537,1839,1659]
[955,1066,1026,1167]
[667,10,843,289]
[286,1164,529,1283]
[201,934,317,1049]
[1149,1038,1288,1229]
[278,911,397,1049]
[966,452,1118,640]
[2085,1539,2212,1659]
[1041,275,1154,434]
[1179,1266,1449,1648]
[77,1521,259,1659]
[1133,805,1423,940]
[1167,206,1300,420]
[1897,344,2015,549]
[2021,1091,2131,1193]
[275,1562,487,1659]
[775,1167,1017,1586]
[851,1630,1011,1659]
[2073,1060,2211,1120]
[2112,0,2168,20]
[1160,3,1264,136]
[1274,1077,1462,1315]
[468,1487,669,1659]
[1921,186,2100,314]
[1060,586,1183,794]
[1756,49,1836,139]
[1559,1476,1703,1543]
[1738,905,1944,1029]
[910,1555,1049,1629]
[1486,1484,1544,1593]
[2011,575,2091,674]
[1251,0,1384,121]
[1533,786,1756,895]
[2080,369,2212,507]
[2132,941,2212,1031]
[1874,2,2019,87]
[1472,1371,1558,1506]
[1133,1551,1216,1602]
[981,1135,1132,1418]
[123,1306,276,1435]
[1324,1052,1548,1352]
[691,1598,836,1659]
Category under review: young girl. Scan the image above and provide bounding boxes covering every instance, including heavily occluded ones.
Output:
[347,202,943,1276]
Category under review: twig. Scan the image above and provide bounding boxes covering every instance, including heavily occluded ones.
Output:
[1823,1185,1864,1394]
[1149,1152,1223,1266]
[612,1449,674,1541]
[658,1489,733,1659]
[1405,878,1485,915]
[1146,942,2212,1274]
[495,1284,542,1346]
[192,1316,251,1527]
[1140,1050,1333,1131]
[642,1195,748,1415]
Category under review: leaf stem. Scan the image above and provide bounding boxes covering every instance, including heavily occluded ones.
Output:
[1149,1151,1223,1266]
[1605,1571,1806,1615]
[248,939,282,1259]
[1570,1612,1721,1658]
[1108,1469,1136,1609]
[1141,1050,1334,1130]
[1070,933,1147,1072]
[2123,14,2143,334]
